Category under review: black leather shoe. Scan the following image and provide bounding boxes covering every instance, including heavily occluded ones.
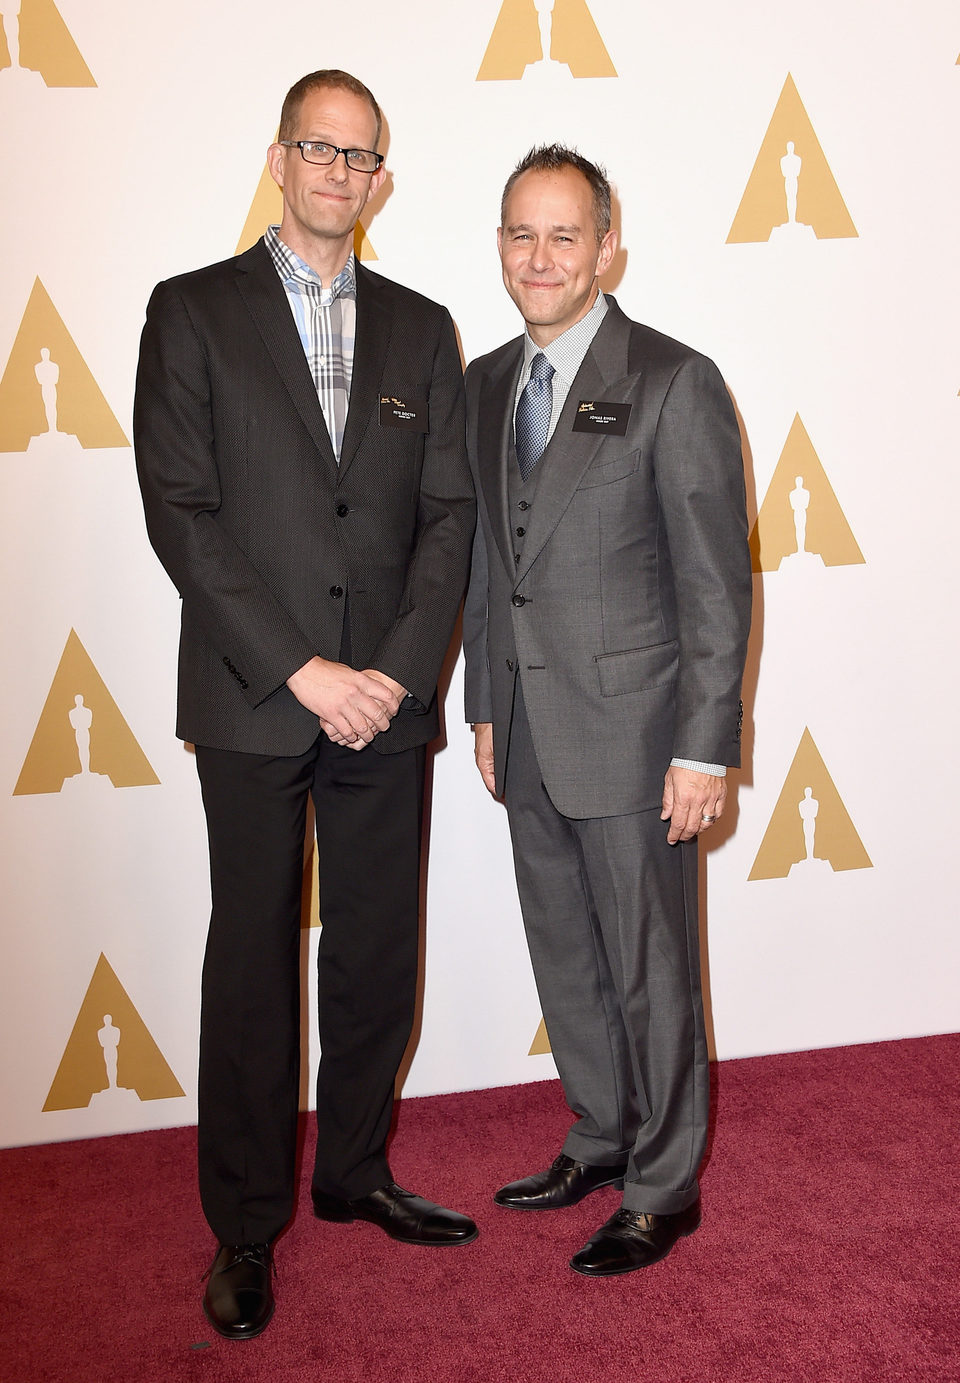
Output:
[569,1199,701,1276]
[311,1181,478,1245]
[494,1153,628,1210]
[202,1242,275,1339]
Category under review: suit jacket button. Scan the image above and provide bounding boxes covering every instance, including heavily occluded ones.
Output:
[330,585,344,598]
[240,679,249,690]
[512,594,525,607]
[506,659,514,671]
[222,656,230,666]
[336,504,349,517]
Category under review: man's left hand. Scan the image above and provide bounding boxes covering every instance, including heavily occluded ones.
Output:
[322,670,409,750]
[363,669,407,703]
[661,767,726,844]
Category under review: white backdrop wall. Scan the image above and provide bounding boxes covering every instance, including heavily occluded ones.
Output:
[1,1,957,1149]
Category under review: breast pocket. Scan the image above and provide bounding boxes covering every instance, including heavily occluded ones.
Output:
[576,447,640,489]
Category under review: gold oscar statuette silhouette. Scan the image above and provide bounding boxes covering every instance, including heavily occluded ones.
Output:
[749,729,872,881]
[727,74,856,244]
[749,416,864,573]
[477,0,616,81]
[0,280,128,453]
[43,955,185,1112]
[0,0,95,87]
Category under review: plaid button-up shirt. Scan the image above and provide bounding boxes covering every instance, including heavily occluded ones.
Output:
[265,224,356,461]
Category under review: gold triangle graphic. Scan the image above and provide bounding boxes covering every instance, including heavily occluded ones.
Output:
[13,629,160,795]
[43,954,184,1111]
[236,145,282,256]
[353,221,377,260]
[477,0,616,80]
[301,837,322,929]
[0,279,128,451]
[0,0,95,86]
[727,74,857,243]
[529,1016,551,1055]
[750,415,865,571]
[236,145,376,259]
[749,728,872,881]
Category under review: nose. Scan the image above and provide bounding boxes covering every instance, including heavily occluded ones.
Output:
[324,151,351,180]
[528,239,555,272]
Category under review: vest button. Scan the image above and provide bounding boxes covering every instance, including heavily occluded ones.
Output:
[330,585,344,598]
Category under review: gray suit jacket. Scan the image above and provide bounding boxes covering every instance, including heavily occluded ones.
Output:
[134,240,475,757]
[462,297,751,818]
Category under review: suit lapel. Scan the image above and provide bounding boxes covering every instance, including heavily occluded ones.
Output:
[338,263,391,482]
[476,341,523,578]
[515,302,635,583]
[233,242,338,472]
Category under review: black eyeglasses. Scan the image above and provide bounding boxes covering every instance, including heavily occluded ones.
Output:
[279,140,383,173]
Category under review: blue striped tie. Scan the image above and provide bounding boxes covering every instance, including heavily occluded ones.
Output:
[515,352,555,481]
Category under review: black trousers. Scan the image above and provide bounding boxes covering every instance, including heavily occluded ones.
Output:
[194,734,425,1244]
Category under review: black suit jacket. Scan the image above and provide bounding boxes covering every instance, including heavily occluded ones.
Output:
[134,240,475,756]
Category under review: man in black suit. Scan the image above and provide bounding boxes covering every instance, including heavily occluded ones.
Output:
[134,70,477,1339]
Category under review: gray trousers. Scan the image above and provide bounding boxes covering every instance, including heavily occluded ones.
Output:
[503,685,707,1215]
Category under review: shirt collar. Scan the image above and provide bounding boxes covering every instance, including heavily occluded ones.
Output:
[522,288,607,381]
[265,224,357,305]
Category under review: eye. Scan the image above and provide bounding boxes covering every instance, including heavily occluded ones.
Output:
[305,142,330,156]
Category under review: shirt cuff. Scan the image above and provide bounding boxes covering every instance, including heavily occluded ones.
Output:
[671,757,726,777]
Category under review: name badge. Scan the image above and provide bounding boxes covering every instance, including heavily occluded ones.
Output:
[572,401,632,436]
[379,394,428,433]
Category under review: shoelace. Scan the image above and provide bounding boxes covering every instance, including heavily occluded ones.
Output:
[202,1243,275,1280]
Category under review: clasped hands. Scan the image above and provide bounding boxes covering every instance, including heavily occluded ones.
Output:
[287,657,407,751]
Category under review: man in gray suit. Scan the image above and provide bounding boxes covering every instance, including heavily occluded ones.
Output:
[463,146,751,1276]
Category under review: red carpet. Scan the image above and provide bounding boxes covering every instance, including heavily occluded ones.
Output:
[3,1034,958,1382]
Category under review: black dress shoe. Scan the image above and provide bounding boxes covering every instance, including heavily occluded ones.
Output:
[202,1243,275,1339]
[494,1153,628,1210]
[569,1199,701,1276]
[311,1181,478,1245]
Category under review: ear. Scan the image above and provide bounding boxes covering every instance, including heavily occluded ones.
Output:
[267,142,285,190]
[365,162,387,203]
[496,225,504,257]
[596,227,618,278]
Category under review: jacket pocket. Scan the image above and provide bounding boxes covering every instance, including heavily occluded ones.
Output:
[576,448,640,489]
[595,639,678,696]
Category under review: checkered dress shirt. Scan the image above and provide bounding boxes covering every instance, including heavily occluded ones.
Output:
[265,224,356,461]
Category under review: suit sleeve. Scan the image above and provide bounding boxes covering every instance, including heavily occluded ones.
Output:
[653,354,752,767]
[133,280,317,708]
[367,309,476,706]
[462,506,493,723]
[460,360,494,722]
